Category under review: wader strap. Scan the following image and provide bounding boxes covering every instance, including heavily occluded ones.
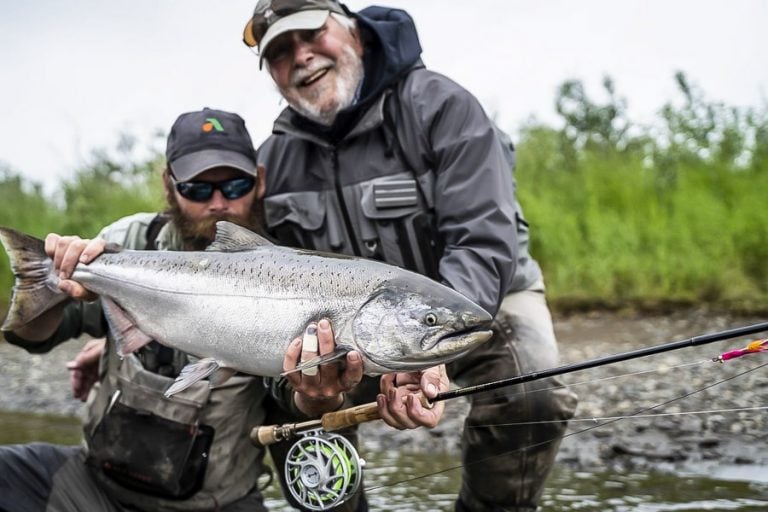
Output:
[145,213,170,250]
[383,89,443,280]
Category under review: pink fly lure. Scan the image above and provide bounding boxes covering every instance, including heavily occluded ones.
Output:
[714,338,768,362]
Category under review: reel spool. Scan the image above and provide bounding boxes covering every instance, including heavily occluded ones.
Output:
[284,429,364,511]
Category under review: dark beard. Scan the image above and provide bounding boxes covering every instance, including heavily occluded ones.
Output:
[166,193,267,251]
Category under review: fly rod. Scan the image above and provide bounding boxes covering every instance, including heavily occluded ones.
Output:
[434,320,768,402]
[251,321,768,447]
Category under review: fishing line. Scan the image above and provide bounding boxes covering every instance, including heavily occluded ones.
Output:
[433,322,768,403]
[363,360,768,494]
[470,405,768,428]
[463,358,712,407]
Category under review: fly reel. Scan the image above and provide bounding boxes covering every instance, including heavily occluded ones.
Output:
[284,429,364,511]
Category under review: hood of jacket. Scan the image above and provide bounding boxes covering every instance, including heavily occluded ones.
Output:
[279,6,423,142]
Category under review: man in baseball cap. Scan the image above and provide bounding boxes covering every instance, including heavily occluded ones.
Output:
[246,1,579,511]
[162,107,265,249]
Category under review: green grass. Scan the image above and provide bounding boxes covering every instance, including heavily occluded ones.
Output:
[517,132,768,311]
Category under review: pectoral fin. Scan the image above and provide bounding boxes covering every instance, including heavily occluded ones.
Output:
[164,359,237,397]
[280,348,349,376]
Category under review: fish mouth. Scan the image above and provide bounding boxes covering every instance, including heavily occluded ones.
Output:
[428,327,493,354]
[359,327,493,374]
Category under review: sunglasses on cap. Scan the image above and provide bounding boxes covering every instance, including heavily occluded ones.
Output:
[243,0,345,49]
[173,176,256,202]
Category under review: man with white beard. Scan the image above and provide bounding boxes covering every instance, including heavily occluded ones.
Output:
[244,1,579,511]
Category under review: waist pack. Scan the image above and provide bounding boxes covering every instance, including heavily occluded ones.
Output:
[86,399,214,500]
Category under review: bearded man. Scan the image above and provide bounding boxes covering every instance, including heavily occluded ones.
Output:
[0,107,441,512]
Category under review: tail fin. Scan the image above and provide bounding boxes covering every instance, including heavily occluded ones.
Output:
[0,227,68,331]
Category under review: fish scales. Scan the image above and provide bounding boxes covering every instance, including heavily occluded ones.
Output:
[0,222,493,382]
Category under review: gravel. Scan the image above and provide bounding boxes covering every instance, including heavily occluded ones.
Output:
[2,308,767,474]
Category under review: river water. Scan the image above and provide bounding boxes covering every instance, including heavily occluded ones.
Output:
[2,410,767,511]
[2,309,768,510]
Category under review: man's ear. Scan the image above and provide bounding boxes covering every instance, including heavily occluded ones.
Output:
[256,164,267,199]
[162,168,175,204]
[351,23,364,56]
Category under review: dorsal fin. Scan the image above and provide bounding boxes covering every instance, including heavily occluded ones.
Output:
[205,221,274,252]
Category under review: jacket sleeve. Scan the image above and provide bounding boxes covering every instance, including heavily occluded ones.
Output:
[400,72,519,315]
[3,301,106,354]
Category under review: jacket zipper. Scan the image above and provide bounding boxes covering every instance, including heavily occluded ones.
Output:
[331,148,361,256]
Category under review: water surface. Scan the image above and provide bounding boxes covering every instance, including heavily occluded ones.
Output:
[3,410,767,511]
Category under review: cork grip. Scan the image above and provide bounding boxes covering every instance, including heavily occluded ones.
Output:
[249,395,434,446]
[321,402,381,432]
[320,394,433,432]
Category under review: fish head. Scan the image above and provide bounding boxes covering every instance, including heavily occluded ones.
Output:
[352,277,493,373]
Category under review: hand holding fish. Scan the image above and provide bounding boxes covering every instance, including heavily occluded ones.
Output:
[284,319,449,429]
[46,234,105,300]
[284,319,364,417]
[377,365,448,429]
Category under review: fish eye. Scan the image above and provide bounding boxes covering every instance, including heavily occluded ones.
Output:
[424,312,438,326]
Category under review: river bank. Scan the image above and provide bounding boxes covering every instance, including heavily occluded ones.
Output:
[2,308,767,475]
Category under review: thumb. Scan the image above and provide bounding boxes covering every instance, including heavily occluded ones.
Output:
[420,365,446,399]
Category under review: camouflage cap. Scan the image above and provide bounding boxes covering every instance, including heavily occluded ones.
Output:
[243,0,347,67]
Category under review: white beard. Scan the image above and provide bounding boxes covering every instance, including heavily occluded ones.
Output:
[280,44,364,126]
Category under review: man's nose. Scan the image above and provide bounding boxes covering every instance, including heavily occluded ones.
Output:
[291,36,315,66]
[207,190,230,212]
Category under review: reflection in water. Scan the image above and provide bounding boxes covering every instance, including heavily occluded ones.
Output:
[261,447,768,511]
[2,410,768,511]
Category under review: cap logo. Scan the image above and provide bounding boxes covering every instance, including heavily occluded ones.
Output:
[202,118,224,133]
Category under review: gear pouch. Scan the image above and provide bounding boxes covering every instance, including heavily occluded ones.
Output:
[86,400,214,500]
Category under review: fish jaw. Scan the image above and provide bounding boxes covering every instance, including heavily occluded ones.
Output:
[426,328,493,359]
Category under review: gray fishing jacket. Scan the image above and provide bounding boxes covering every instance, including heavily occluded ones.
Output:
[256,8,541,316]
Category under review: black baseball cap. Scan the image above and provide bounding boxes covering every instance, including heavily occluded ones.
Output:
[166,108,257,181]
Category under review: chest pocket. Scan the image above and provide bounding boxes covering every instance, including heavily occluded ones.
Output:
[265,176,443,280]
[265,190,343,252]
[356,175,442,280]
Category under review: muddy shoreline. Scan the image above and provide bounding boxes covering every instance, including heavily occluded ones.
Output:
[2,308,767,474]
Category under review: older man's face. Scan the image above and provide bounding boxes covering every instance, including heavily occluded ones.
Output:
[265,16,364,126]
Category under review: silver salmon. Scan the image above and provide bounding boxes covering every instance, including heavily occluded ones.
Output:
[0,222,492,394]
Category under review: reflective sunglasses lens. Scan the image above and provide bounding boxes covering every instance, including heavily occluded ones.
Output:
[177,182,214,202]
[221,177,256,200]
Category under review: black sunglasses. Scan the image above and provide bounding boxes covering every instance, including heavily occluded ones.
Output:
[174,176,256,202]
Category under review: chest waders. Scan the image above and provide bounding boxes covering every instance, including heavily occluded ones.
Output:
[82,214,270,511]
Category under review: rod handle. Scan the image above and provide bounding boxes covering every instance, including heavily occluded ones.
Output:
[320,394,433,432]
[250,421,320,447]
[249,425,283,447]
[321,402,381,431]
